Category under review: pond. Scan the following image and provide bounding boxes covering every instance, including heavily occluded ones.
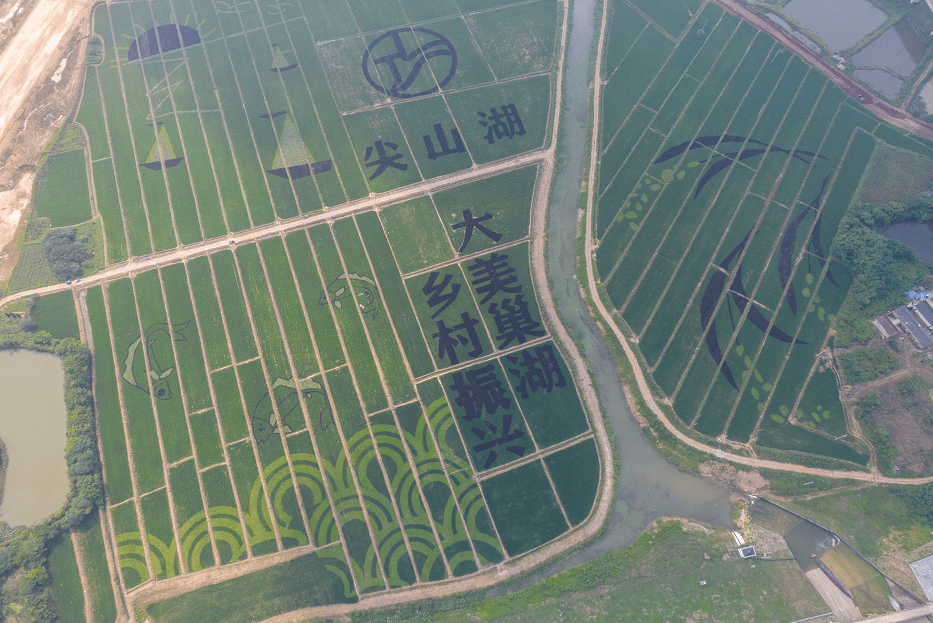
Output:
[881,222,933,267]
[851,25,919,77]
[783,0,887,52]
[0,350,69,526]
[853,68,904,99]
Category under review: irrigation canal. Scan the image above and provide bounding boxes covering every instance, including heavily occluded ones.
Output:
[491,0,734,594]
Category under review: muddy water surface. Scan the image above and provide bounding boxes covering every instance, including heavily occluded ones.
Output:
[0,350,68,526]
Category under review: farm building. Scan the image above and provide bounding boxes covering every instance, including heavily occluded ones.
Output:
[914,300,933,330]
[893,307,933,349]
[872,314,898,339]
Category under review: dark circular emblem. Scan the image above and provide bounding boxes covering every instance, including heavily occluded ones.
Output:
[362,27,457,99]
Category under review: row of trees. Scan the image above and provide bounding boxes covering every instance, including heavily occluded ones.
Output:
[0,331,103,622]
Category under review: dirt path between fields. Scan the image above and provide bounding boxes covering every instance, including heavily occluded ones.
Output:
[713,0,933,141]
[70,529,95,623]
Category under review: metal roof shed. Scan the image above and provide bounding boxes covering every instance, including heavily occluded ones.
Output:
[894,307,933,349]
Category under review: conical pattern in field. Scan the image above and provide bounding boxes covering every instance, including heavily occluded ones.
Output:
[141,124,183,170]
[271,45,296,72]
[272,115,312,170]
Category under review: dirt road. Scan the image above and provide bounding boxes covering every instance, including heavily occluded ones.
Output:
[713,0,933,141]
[0,148,551,310]
[0,0,90,143]
[0,0,94,281]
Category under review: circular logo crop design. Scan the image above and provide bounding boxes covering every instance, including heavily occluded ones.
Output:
[362,27,457,99]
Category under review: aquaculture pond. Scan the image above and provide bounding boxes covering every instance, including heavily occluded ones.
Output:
[850,25,921,77]
[783,0,887,52]
[0,350,68,526]
[880,222,933,266]
[853,68,904,99]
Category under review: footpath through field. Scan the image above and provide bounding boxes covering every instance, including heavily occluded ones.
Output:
[0,149,545,310]
[582,1,933,487]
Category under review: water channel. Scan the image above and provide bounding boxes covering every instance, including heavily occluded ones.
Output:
[0,350,68,527]
[490,0,734,590]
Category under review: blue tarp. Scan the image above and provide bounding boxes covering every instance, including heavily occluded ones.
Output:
[908,291,930,300]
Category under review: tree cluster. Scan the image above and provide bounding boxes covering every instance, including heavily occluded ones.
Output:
[41,229,89,282]
[0,332,103,621]
[830,199,933,346]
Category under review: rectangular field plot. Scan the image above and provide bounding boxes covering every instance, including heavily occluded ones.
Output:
[111,501,149,589]
[442,359,535,471]
[433,164,537,255]
[464,0,557,79]
[379,197,455,273]
[480,459,568,556]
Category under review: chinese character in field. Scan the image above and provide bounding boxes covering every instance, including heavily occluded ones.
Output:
[488,295,544,348]
[467,252,520,304]
[505,345,566,399]
[448,364,511,421]
[471,411,526,468]
[450,209,501,253]
[432,311,483,365]
[423,123,466,160]
[363,140,407,180]
[422,271,461,319]
[477,104,525,145]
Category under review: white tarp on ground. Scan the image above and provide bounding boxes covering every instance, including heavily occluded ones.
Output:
[909,553,933,601]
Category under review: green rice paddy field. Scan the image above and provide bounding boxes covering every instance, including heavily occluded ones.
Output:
[61,0,556,263]
[81,121,600,615]
[43,0,607,612]
[87,209,600,604]
[594,2,933,464]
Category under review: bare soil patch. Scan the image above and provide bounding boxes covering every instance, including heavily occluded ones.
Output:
[0,0,93,286]
[840,338,933,476]
[699,461,769,495]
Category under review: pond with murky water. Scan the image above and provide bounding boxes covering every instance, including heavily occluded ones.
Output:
[851,25,920,77]
[784,0,887,52]
[881,222,933,266]
[0,350,68,526]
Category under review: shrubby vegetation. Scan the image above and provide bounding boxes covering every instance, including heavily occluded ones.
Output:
[838,346,902,384]
[0,330,103,622]
[41,229,89,283]
[856,392,900,474]
[831,200,933,346]
[892,482,933,531]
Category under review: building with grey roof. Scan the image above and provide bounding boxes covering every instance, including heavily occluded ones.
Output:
[916,300,933,331]
[894,307,933,349]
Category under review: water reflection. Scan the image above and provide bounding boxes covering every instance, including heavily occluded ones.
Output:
[783,0,887,52]
[881,222,933,266]
[0,350,68,526]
